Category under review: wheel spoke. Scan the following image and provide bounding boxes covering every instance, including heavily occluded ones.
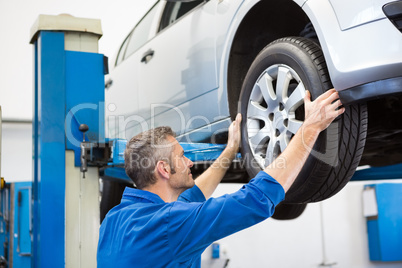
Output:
[279,134,289,152]
[249,128,270,150]
[275,66,291,103]
[265,138,276,165]
[248,101,269,121]
[256,74,276,110]
[288,119,303,134]
[285,83,305,113]
[255,155,266,169]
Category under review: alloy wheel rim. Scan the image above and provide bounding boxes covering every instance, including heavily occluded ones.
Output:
[246,64,306,168]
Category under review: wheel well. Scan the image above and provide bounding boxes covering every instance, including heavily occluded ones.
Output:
[360,95,402,166]
[227,0,310,119]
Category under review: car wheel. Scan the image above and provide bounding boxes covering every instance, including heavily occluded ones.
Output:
[272,203,307,220]
[239,37,367,203]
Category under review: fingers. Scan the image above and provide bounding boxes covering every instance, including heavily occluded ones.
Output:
[234,114,242,135]
[325,91,341,106]
[331,100,346,115]
[235,113,242,124]
[304,90,311,104]
[328,99,345,117]
[308,88,342,108]
[315,88,336,102]
[337,106,346,116]
[303,88,345,132]
[227,113,242,149]
[330,99,342,109]
[230,113,242,129]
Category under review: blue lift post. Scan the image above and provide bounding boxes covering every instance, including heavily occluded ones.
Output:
[0,179,10,267]
[365,183,402,262]
[0,108,32,267]
[0,181,33,268]
[11,182,32,268]
[30,15,104,268]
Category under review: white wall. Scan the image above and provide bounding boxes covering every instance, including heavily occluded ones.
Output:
[0,0,156,181]
[0,0,156,120]
[1,123,32,182]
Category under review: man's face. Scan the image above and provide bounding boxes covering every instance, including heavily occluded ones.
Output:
[166,136,194,192]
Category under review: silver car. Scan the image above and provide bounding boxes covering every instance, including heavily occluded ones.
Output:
[105,0,402,218]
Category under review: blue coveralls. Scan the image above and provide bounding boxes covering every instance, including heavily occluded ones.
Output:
[97,171,285,267]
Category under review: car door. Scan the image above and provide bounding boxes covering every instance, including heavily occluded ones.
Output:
[105,2,162,140]
[137,1,219,138]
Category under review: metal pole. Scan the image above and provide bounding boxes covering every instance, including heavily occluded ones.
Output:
[0,106,2,229]
[0,106,2,178]
[318,202,337,267]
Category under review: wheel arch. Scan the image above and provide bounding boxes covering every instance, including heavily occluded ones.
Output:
[226,0,311,119]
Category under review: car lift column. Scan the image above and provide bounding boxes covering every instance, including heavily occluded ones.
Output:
[30,15,104,268]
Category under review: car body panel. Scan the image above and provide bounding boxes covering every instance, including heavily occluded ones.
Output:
[105,1,162,140]
[105,52,141,139]
[303,0,402,91]
[138,1,218,136]
[215,0,245,84]
[215,0,256,120]
[329,0,389,30]
[127,89,223,143]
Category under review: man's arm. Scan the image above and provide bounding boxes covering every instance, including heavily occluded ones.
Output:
[195,113,242,199]
[264,89,345,192]
[195,88,343,197]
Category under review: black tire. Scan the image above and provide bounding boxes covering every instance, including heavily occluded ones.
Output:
[100,180,133,223]
[272,203,307,220]
[239,37,367,203]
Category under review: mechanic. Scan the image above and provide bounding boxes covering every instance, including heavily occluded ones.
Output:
[97,89,345,267]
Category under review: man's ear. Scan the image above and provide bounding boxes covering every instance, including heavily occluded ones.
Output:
[156,160,170,180]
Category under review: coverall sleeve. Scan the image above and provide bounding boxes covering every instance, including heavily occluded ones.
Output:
[178,184,206,203]
[167,171,285,263]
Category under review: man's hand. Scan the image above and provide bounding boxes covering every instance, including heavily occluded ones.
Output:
[227,113,242,152]
[194,113,242,199]
[303,88,345,134]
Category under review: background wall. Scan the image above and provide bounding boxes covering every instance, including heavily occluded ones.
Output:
[1,123,32,181]
[0,0,156,181]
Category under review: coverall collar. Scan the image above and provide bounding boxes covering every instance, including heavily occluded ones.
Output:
[122,187,166,204]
